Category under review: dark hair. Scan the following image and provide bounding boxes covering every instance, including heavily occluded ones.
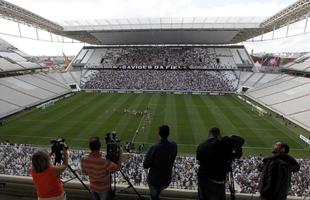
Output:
[32,150,50,173]
[159,125,170,139]
[209,127,221,138]
[89,137,101,152]
[282,143,290,153]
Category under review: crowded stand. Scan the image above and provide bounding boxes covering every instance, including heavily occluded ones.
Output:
[78,47,240,70]
[1,142,309,197]
[233,156,310,197]
[81,70,239,92]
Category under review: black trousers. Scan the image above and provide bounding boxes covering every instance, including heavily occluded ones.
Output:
[198,177,226,200]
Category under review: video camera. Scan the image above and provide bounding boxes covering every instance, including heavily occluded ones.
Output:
[228,135,245,160]
[50,138,67,165]
[225,135,244,200]
[105,133,121,163]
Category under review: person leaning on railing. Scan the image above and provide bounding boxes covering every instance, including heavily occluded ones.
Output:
[30,147,68,200]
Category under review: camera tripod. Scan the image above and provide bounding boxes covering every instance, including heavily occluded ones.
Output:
[227,166,236,200]
[304,190,310,200]
[53,153,91,194]
[112,170,145,200]
[62,164,91,193]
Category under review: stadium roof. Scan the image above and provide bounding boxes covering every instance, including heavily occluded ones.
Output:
[0,0,310,45]
[58,17,264,45]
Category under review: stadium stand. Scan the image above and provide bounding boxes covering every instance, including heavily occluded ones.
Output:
[0,73,72,118]
[47,71,81,86]
[246,74,310,130]
[239,71,254,85]
[0,37,42,72]
[0,84,39,107]
[71,71,81,84]
[17,61,41,69]
[75,46,254,93]
[0,52,27,62]
[0,37,76,117]
[1,0,310,198]
[231,49,244,65]
[254,73,281,86]
[48,72,71,84]
[0,77,58,100]
[16,75,69,95]
[0,37,14,51]
[0,100,21,118]
[241,72,264,87]
[281,53,310,72]
[0,57,24,71]
[72,46,253,70]
[0,142,309,198]
[81,69,239,92]
[239,71,281,88]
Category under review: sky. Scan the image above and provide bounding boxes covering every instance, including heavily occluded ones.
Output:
[0,0,309,56]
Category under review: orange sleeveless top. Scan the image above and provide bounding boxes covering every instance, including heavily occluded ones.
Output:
[31,166,64,198]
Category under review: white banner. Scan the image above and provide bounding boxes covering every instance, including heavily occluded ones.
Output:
[299,135,310,145]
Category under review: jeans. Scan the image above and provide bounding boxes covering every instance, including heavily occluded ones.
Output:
[198,177,226,200]
[91,191,110,200]
[148,183,167,200]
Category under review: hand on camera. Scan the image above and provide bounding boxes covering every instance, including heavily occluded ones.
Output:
[63,145,69,157]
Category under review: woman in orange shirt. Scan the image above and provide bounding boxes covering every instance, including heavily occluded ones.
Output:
[31,147,68,200]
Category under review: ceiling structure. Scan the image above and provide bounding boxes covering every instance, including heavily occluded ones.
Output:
[0,0,310,45]
[58,17,263,45]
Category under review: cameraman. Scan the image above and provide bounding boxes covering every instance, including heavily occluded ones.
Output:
[81,137,121,200]
[30,147,68,200]
[196,127,244,200]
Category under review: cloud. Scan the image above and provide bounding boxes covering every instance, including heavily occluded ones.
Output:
[1,0,308,55]
[6,0,293,19]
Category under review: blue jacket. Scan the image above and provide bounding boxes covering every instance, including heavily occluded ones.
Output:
[143,139,177,187]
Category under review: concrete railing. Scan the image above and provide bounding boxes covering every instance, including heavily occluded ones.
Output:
[0,175,306,200]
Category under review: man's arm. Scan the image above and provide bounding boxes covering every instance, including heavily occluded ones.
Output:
[80,156,87,175]
[288,155,300,173]
[196,144,202,162]
[106,160,121,172]
[143,145,154,169]
[174,142,178,159]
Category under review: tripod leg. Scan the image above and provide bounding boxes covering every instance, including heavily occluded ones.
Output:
[304,191,310,200]
[67,165,91,193]
[119,170,144,200]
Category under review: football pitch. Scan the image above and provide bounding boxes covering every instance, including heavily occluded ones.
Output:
[0,92,309,158]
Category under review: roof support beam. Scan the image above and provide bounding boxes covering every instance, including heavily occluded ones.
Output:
[232,0,310,43]
[304,14,309,33]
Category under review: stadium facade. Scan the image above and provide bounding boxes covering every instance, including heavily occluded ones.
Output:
[0,0,310,199]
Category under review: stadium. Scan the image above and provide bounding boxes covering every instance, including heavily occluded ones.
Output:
[0,0,310,199]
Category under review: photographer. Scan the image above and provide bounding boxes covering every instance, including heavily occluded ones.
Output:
[30,147,68,200]
[81,137,121,200]
[196,127,244,200]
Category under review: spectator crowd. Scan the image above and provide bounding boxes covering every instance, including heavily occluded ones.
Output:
[0,142,309,197]
[81,70,239,92]
[83,47,238,70]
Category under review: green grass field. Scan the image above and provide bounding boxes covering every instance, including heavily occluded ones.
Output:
[0,92,309,157]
